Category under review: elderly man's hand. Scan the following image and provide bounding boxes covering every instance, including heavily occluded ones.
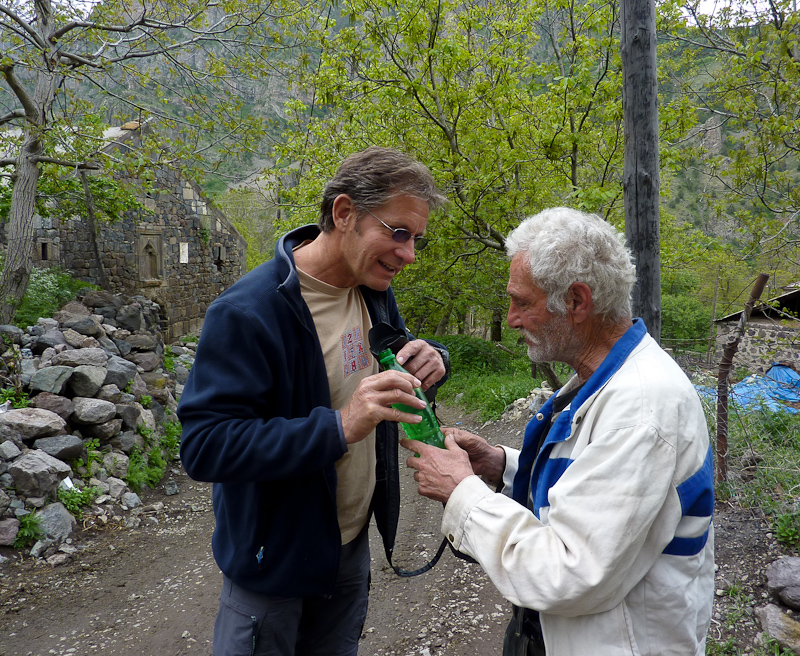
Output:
[401,435,474,504]
[443,427,506,487]
[395,339,446,392]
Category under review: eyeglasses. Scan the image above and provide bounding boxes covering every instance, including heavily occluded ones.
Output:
[363,208,428,251]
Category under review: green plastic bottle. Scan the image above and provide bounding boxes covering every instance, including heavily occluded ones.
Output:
[378,348,445,449]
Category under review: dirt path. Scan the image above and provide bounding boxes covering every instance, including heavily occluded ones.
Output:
[0,402,777,656]
[0,404,511,656]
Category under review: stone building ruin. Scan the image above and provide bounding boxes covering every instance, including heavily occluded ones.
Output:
[25,122,247,341]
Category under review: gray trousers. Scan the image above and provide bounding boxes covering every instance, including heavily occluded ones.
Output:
[213,528,370,656]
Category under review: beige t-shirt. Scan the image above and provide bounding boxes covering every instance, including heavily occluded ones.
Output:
[296,267,378,544]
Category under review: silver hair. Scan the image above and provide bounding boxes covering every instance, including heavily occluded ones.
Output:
[319,147,447,231]
[505,207,637,322]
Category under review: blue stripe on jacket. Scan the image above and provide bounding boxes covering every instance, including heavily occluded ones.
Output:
[512,320,648,512]
[662,445,714,556]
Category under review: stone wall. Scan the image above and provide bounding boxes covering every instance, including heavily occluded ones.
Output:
[715,317,800,373]
[28,126,247,342]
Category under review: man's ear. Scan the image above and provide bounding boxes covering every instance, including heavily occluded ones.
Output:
[567,282,594,323]
[331,194,356,231]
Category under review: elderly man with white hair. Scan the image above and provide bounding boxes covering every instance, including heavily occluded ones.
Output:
[402,207,714,656]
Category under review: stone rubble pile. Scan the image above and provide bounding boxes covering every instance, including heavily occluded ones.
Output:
[0,289,197,564]
[755,557,800,654]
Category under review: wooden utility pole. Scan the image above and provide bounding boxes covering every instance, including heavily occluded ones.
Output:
[621,0,661,342]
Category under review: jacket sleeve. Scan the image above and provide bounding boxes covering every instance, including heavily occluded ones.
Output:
[177,298,347,484]
[441,421,680,616]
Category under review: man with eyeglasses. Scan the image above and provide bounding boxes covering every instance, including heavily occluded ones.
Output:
[178,147,450,656]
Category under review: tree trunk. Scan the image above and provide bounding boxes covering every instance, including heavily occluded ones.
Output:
[0,143,41,324]
[434,302,453,336]
[0,0,58,324]
[621,0,661,342]
[490,310,503,342]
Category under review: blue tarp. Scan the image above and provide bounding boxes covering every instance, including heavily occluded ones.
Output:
[695,365,800,414]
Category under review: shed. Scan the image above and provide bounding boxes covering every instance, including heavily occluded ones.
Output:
[714,286,800,373]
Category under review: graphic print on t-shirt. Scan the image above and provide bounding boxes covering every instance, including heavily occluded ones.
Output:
[342,326,370,377]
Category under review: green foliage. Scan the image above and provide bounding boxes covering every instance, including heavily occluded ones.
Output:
[126,445,166,493]
[434,332,545,421]
[13,265,100,329]
[163,351,176,373]
[199,227,211,246]
[13,513,44,549]
[774,512,800,551]
[140,395,152,409]
[58,486,101,519]
[181,334,199,343]
[161,420,182,461]
[661,293,713,353]
[0,385,30,409]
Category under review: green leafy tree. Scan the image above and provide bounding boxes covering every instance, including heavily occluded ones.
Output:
[0,0,298,323]
[272,0,696,331]
[659,0,800,262]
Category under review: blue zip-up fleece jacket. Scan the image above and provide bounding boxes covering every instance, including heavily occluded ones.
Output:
[178,224,420,596]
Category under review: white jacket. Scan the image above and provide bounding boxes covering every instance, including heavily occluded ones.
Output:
[442,321,714,655]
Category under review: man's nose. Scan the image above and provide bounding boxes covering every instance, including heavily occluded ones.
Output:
[507,303,520,327]
[396,240,416,264]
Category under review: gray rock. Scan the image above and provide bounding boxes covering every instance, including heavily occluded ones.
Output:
[97,336,120,357]
[8,450,72,497]
[129,373,148,399]
[0,324,24,344]
[72,397,117,425]
[30,365,73,394]
[109,430,142,454]
[174,365,190,384]
[36,318,59,330]
[46,552,71,567]
[135,405,156,433]
[0,425,24,450]
[0,440,21,461]
[29,392,75,421]
[0,488,11,514]
[37,502,76,542]
[62,328,96,349]
[52,347,108,368]
[121,492,141,508]
[126,334,159,351]
[97,384,123,403]
[116,304,144,332]
[0,517,19,546]
[61,316,103,337]
[31,329,67,354]
[0,407,67,440]
[104,355,137,389]
[81,418,123,442]
[102,451,129,479]
[164,479,179,496]
[107,477,128,499]
[115,404,141,432]
[766,557,800,610]
[30,538,55,558]
[755,604,800,654]
[88,477,110,494]
[112,338,133,356]
[68,364,108,398]
[32,435,85,462]
[125,351,161,372]
[82,290,124,310]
